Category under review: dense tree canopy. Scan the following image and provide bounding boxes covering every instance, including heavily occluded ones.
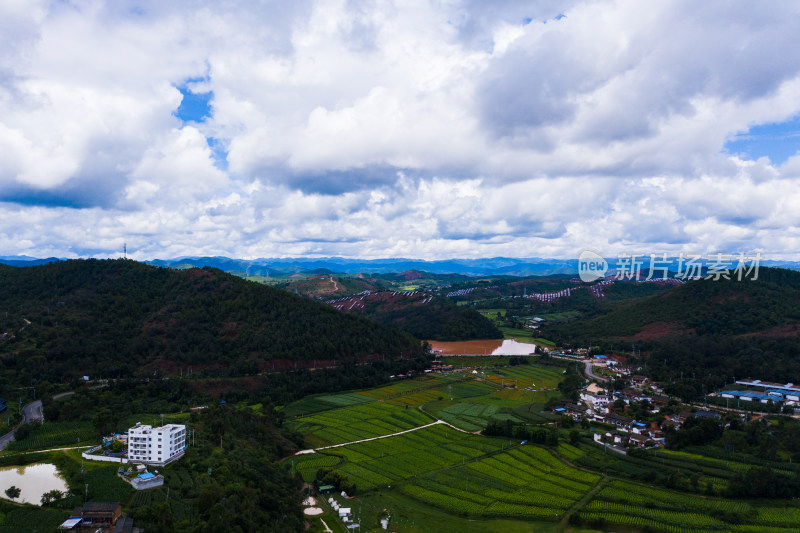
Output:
[0,260,423,388]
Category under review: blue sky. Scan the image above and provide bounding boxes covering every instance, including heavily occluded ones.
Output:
[2,0,800,260]
[724,115,800,165]
[174,86,212,124]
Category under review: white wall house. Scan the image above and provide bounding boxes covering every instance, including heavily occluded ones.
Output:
[127,423,186,465]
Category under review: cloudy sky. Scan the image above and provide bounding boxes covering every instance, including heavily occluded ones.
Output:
[2,0,800,260]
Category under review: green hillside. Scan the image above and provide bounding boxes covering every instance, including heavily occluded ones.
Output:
[0,260,422,387]
[548,267,800,341]
[362,295,503,341]
[544,268,800,398]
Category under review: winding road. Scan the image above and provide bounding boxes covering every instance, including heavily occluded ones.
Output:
[0,400,43,451]
[584,361,609,382]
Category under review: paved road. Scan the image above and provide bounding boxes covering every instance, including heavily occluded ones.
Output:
[0,400,43,451]
[584,361,609,382]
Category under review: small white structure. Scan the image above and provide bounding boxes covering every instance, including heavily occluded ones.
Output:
[127,422,186,465]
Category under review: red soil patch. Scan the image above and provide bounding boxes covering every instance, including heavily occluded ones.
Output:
[632,321,683,341]
[396,270,426,280]
[738,323,800,339]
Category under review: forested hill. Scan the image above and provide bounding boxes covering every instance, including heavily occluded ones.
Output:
[547,267,800,342]
[0,260,421,386]
[327,291,503,341]
[544,268,800,396]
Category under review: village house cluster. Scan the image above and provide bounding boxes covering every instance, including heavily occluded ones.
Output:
[555,355,698,449]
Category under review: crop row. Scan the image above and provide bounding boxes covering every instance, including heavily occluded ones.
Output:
[579,511,725,533]
[130,488,167,507]
[413,478,494,505]
[583,500,727,528]
[510,446,601,485]
[597,481,749,514]
[434,411,482,432]
[387,389,446,407]
[400,485,488,516]
[484,501,565,519]
[483,487,574,509]
[7,421,97,451]
[754,506,800,526]
[470,456,588,496]
[313,393,374,407]
[165,468,195,491]
[556,442,585,461]
[296,402,431,445]
[442,403,498,417]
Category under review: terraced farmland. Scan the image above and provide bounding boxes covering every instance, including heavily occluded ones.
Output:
[399,444,600,521]
[292,401,432,448]
[494,365,564,389]
[316,423,508,491]
[7,421,97,451]
[435,402,524,432]
[579,480,800,532]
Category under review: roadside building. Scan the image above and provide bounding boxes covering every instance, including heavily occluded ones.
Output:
[127,423,186,465]
[599,413,634,430]
[68,502,122,528]
[719,391,771,404]
[735,379,800,393]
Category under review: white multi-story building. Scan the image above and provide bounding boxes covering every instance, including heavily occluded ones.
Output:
[127,423,186,465]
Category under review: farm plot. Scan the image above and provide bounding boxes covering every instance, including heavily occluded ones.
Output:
[387,388,447,407]
[0,508,69,533]
[86,466,134,502]
[498,365,564,389]
[315,423,508,491]
[281,393,376,418]
[381,378,497,407]
[399,444,598,521]
[580,480,800,532]
[292,402,431,448]
[7,421,97,451]
[355,375,457,400]
[435,402,524,432]
[291,454,343,482]
[164,466,196,495]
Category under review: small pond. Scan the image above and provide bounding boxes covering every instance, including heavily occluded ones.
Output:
[427,338,539,355]
[0,463,69,505]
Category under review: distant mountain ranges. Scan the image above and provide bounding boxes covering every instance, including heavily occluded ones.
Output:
[3,255,798,277]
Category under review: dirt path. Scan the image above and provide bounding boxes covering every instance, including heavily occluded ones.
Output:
[33,445,95,453]
[558,475,608,530]
[296,419,470,455]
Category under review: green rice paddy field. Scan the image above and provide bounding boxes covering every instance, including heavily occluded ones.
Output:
[284,362,800,533]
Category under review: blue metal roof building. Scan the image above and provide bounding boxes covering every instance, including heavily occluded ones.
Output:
[765,389,800,400]
[720,390,771,403]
